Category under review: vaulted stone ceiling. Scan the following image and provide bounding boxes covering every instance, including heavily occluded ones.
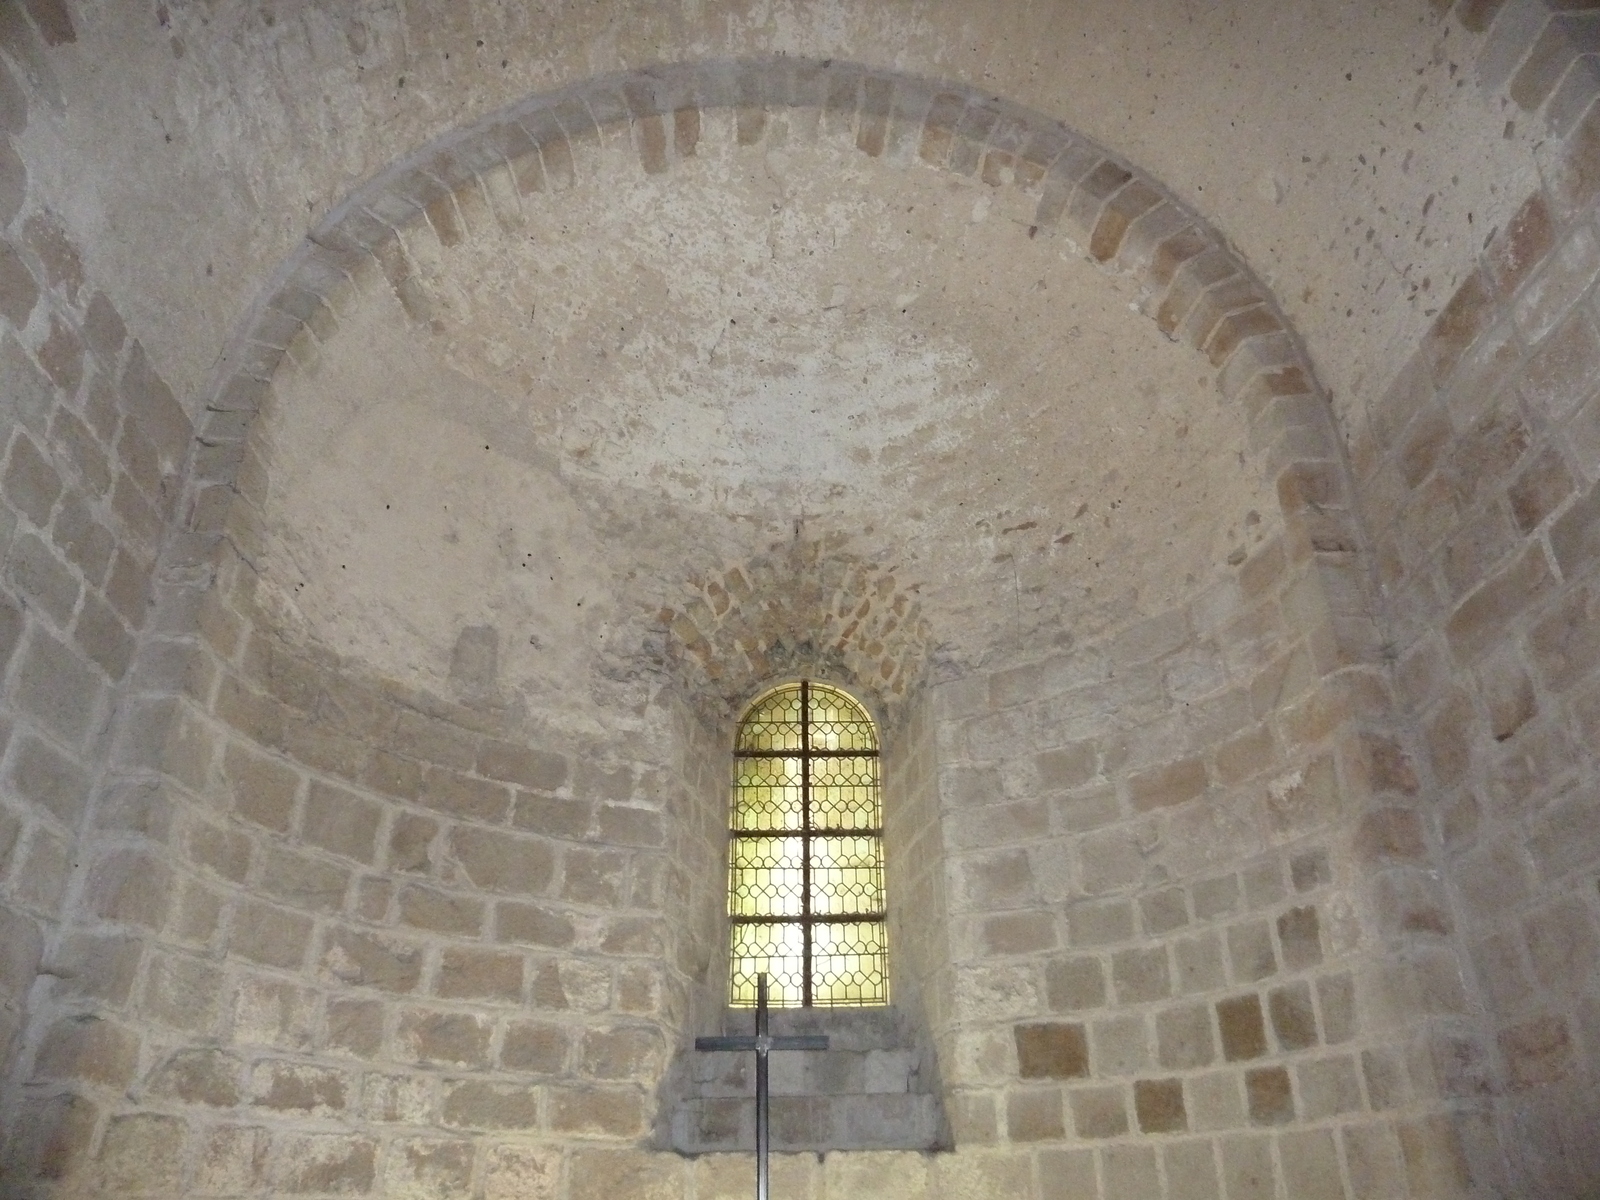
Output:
[257,117,1273,724]
[5,0,1533,724]
[23,0,1535,429]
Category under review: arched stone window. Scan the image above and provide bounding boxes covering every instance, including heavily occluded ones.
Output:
[729,681,887,1007]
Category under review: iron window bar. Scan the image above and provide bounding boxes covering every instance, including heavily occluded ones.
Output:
[730,679,886,1008]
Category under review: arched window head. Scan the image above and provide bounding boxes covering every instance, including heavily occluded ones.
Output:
[729,681,887,1008]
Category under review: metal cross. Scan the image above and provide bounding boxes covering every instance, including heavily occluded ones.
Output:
[694,974,829,1200]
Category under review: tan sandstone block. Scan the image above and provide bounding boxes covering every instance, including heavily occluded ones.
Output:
[383,1137,474,1200]
[272,1133,378,1195]
[1036,1147,1098,1200]
[1164,1140,1222,1200]
[1220,1133,1277,1200]
[436,946,524,1001]
[441,1080,541,1130]
[1014,1022,1088,1079]
[95,1113,183,1192]
[823,1150,928,1199]
[1005,1085,1065,1141]
[1069,1085,1129,1138]
[250,1059,350,1116]
[1279,1128,1346,1200]
[33,1015,140,1087]
[550,1084,646,1137]
[933,1150,1034,1199]
[1217,995,1268,1061]
[396,1008,492,1068]
[146,1046,243,1107]
[568,1148,685,1200]
[481,1144,562,1200]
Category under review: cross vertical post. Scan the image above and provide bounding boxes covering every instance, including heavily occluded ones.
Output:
[755,974,770,1200]
[694,973,829,1200]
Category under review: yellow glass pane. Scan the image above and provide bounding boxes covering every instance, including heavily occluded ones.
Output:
[806,684,877,752]
[809,755,880,829]
[729,837,804,918]
[736,686,804,753]
[733,756,802,831]
[809,836,884,915]
[812,920,888,1006]
[729,681,885,1008]
[730,921,805,1007]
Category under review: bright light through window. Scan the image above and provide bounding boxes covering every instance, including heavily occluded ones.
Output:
[728,681,888,1007]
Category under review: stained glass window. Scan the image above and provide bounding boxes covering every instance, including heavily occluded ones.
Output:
[728,681,887,1007]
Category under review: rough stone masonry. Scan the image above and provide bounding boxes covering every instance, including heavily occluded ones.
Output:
[0,1,1598,1198]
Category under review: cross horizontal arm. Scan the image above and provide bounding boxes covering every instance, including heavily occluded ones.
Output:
[694,1035,830,1052]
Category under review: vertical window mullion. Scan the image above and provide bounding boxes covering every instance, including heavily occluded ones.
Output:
[800,679,813,1009]
[730,680,886,1008]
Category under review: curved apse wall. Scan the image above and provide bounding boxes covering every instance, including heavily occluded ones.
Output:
[3,0,1599,1191]
[0,57,1453,1200]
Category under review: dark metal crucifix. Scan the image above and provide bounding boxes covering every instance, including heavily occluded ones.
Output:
[694,973,829,1200]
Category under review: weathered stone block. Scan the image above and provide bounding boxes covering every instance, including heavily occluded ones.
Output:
[451,826,555,894]
[251,1059,349,1115]
[1227,921,1277,983]
[1268,981,1318,1052]
[322,928,422,993]
[301,781,382,862]
[1128,757,1209,811]
[33,1015,139,1087]
[1045,956,1106,1012]
[398,884,483,935]
[389,811,438,872]
[1134,1077,1187,1133]
[1217,995,1267,1061]
[497,899,577,948]
[146,1046,242,1107]
[1004,1085,1065,1141]
[7,732,89,824]
[325,997,384,1059]
[1068,1085,1128,1138]
[503,1019,568,1073]
[96,1113,183,1192]
[1113,946,1171,1003]
[230,898,312,970]
[1013,1022,1088,1079]
[550,1084,646,1136]
[397,1008,492,1067]
[1156,1002,1216,1070]
[1277,905,1324,971]
[481,1144,562,1200]
[271,1133,377,1195]
[436,946,524,1001]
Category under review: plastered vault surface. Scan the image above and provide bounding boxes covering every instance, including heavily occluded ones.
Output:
[259,127,1273,715]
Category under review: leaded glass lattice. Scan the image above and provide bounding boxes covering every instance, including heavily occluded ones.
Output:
[729,681,887,1007]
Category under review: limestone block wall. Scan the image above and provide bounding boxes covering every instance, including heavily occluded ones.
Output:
[1349,91,1600,1200]
[884,688,954,1094]
[1,511,728,1195]
[918,528,1468,1199]
[9,2,1598,1195]
[0,24,196,1181]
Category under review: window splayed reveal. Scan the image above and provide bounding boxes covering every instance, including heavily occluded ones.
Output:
[729,681,888,1008]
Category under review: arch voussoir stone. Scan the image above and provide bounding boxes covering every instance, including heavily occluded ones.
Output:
[197,59,1336,517]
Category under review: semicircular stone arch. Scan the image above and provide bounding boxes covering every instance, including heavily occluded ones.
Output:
[184,56,1359,714]
[10,54,1465,1200]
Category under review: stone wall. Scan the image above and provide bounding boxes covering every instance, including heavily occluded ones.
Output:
[2,515,717,1192]
[0,23,194,1185]
[6,1,1600,1197]
[1349,89,1600,1200]
[1,58,1483,1200]
[884,687,954,1101]
[913,518,1473,1199]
